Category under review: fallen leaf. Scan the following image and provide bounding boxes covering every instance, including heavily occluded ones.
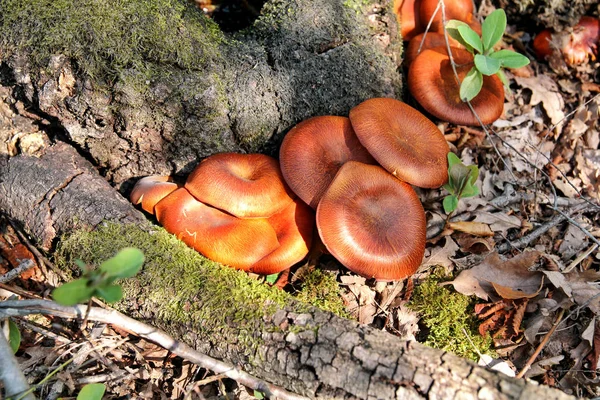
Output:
[421,237,459,269]
[473,211,522,235]
[478,355,516,377]
[448,251,544,300]
[525,356,564,379]
[493,280,543,299]
[514,75,565,125]
[392,305,419,341]
[447,221,494,237]
[456,235,495,254]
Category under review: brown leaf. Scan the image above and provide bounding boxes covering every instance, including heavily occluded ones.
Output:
[448,251,544,300]
[456,235,495,254]
[479,310,507,337]
[492,280,543,300]
[587,321,600,373]
[514,75,565,125]
[421,237,459,269]
[446,221,494,237]
[473,211,522,235]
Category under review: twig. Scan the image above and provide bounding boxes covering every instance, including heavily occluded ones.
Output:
[0,259,35,284]
[550,206,600,248]
[0,299,309,400]
[0,325,36,400]
[516,308,565,379]
[563,244,599,273]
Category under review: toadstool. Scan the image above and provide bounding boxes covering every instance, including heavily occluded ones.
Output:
[130,175,179,214]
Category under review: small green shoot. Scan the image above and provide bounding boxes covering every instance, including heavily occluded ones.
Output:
[443,153,479,214]
[265,273,279,285]
[77,383,106,400]
[253,390,265,399]
[8,319,21,354]
[52,247,144,306]
[446,9,530,101]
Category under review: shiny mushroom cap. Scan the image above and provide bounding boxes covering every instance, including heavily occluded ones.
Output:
[279,116,376,209]
[250,198,315,275]
[155,188,280,270]
[405,31,462,66]
[419,0,473,33]
[394,0,423,41]
[316,162,426,281]
[185,153,294,219]
[130,175,179,214]
[348,97,449,188]
[408,46,504,126]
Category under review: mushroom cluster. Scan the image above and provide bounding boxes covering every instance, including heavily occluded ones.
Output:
[280,98,449,281]
[130,153,314,275]
[395,0,504,126]
[533,16,600,66]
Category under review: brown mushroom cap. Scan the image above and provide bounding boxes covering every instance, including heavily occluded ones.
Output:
[394,0,423,41]
[155,188,279,270]
[250,198,315,275]
[348,98,449,188]
[407,47,504,126]
[419,0,473,33]
[130,175,179,214]
[405,32,462,66]
[279,116,377,209]
[185,153,294,218]
[316,161,426,281]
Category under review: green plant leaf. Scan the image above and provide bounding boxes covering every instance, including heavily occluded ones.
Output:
[459,67,483,102]
[447,152,462,168]
[467,165,480,186]
[457,25,483,53]
[75,259,87,271]
[474,54,501,75]
[99,247,144,279]
[77,383,106,400]
[443,195,459,214]
[481,9,506,52]
[253,390,265,399]
[95,284,123,303]
[446,20,473,52]
[265,273,279,285]
[52,278,95,306]
[461,183,480,198]
[496,69,510,89]
[8,319,21,354]
[490,49,530,69]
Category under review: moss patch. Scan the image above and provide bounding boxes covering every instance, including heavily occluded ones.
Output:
[408,274,494,361]
[295,269,349,318]
[0,0,223,82]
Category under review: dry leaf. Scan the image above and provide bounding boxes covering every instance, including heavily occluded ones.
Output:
[456,236,495,254]
[421,237,459,269]
[473,211,522,235]
[447,221,494,237]
[448,251,544,300]
[478,355,515,377]
[392,305,419,341]
[514,75,565,125]
[492,280,543,299]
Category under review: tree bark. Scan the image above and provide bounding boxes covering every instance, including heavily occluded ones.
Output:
[0,113,575,400]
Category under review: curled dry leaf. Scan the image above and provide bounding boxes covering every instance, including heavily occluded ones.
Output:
[473,211,522,236]
[446,221,494,237]
[456,235,495,254]
[514,75,565,126]
[492,280,543,300]
[421,237,459,270]
[448,250,544,300]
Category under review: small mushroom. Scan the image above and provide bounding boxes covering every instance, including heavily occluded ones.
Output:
[130,175,179,214]
[405,31,462,66]
[419,0,473,34]
[563,16,599,65]
[154,188,280,270]
[185,153,294,218]
[394,0,423,41]
[316,161,426,281]
[408,46,504,125]
[348,97,449,188]
[279,115,376,209]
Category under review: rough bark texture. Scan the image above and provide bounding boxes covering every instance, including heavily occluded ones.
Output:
[1,0,401,191]
[0,113,576,400]
[492,0,598,30]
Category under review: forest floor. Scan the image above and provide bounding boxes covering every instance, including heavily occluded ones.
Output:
[1,1,600,399]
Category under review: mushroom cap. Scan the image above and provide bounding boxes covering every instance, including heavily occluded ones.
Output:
[185,153,294,218]
[155,188,279,270]
[316,161,426,281]
[419,0,473,33]
[405,32,462,66]
[563,16,600,65]
[279,115,377,209]
[250,198,315,275]
[394,0,423,41]
[130,175,179,214]
[348,97,449,188]
[533,29,555,60]
[407,46,504,125]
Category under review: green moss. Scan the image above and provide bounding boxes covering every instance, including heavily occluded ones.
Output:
[295,269,350,318]
[408,274,494,361]
[0,0,223,83]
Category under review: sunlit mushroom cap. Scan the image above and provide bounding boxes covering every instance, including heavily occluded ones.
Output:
[250,198,315,275]
[155,188,280,270]
[279,116,376,209]
[407,47,504,126]
[130,175,179,214]
[394,0,423,41]
[316,162,426,281]
[349,97,449,188]
[185,153,294,219]
[419,0,473,33]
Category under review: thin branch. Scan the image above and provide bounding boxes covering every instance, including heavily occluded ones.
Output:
[0,323,35,400]
[0,299,308,400]
[0,259,35,284]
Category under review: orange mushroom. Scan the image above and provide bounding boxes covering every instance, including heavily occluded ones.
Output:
[532,29,555,60]
[408,46,504,125]
[130,175,179,214]
[185,153,294,218]
[348,97,449,188]
[279,116,376,209]
[563,16,599,65]
[250,198,315,275]
[154,188,280,270]
[419,0,473,33]
[316,161,426,281]
[394,0,423,41]
[405,31,462,66]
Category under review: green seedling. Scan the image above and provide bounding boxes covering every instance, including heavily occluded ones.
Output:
[7,319,21,354]
[52,247,144,306]
[446,9,530,101]
[443,153,479,214]
[77,383,106,400]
